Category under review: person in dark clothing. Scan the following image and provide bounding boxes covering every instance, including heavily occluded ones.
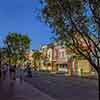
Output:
[25,64,32,77]
[2,64,8,80]
[9,64,16,80]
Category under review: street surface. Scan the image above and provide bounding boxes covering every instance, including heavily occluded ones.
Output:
[0,72,56,100]
[24,72,99,100]
[0,71,99,100]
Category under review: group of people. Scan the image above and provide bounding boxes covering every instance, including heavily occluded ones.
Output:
[0,63,33,81]
[0,64,16,80]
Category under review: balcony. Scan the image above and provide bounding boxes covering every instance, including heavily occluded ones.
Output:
[55,58,68,64]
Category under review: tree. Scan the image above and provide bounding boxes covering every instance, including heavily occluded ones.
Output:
[0,48,8,64]
[4,32,30,64]
[40,0,100,77]
[32,51,42,71]
[0,48,7,78]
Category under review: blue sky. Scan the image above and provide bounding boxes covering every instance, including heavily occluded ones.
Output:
[0,0,53,49]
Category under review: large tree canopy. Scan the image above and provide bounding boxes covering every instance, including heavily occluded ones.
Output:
[40,0,100,73]
[40,0,100,76]
[4,32,31,64]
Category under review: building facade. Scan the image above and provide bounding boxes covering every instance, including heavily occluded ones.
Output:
[39,41,92,76]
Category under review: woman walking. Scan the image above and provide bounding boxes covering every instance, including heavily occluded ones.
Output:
[2,64,8,80]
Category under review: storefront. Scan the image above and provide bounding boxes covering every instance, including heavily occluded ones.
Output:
[56,61,68,73]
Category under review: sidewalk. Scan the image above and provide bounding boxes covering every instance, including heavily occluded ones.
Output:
[0,78,56,100]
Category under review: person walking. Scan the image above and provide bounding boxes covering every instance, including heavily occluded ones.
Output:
[2,63,8,80]
[9,64,16,80]
[18,64,23,83]
[13,64,16,80]
[25,63,32,78]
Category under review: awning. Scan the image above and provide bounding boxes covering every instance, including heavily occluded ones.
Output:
[55,61,68,64]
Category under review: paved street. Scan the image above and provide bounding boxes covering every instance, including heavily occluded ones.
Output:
[0,71,99,100]
[24,72,99,100]
[0,77,56,100]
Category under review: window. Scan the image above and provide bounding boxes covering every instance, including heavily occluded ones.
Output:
[62,51,64,57]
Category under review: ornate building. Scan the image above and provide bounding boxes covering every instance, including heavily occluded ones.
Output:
[39,41,92,76]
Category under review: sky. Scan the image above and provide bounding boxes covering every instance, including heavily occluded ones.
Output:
[0,0,53,49]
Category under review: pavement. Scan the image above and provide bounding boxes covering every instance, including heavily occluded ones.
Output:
[24,72,99,100]
[0,76,56,100]
[0,71,99,100]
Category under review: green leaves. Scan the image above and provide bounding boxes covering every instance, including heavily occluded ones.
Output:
[32,51,42,60]
[4,32,31,64]
[40,0,100,73]
[32,51,42,70]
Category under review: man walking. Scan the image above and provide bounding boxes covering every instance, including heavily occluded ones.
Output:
[9,64,16,80]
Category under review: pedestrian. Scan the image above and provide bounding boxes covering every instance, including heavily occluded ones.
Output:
[9,64,16,80]
[18,64,23,83]
[13,64,16,80]
[2,63,8,80]
[25,64,32,77]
